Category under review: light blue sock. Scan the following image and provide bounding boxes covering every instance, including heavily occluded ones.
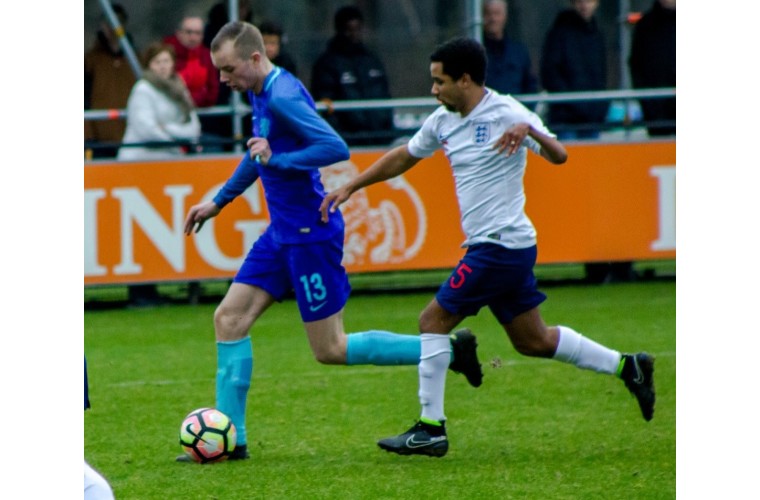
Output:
[216,337,253,447]
[346,330,421,365]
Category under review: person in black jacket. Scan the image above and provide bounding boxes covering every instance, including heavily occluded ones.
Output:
[311,5,395,146]
[482,0,537,100]
[259,20,299,77]
[540,0,608,139]
[629,0,676,137]
[200,0,257,150]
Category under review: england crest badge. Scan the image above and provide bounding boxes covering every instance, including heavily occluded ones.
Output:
[473,122,490,144]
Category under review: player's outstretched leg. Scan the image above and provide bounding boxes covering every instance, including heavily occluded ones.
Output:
[345,329,483,387]
[377,420,449,457]
[448,328,483,387]
[618,352,656,421]
[345,330,421,365]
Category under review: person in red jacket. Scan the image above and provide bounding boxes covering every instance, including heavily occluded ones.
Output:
[164,15,219,108]
[164,15,222,150]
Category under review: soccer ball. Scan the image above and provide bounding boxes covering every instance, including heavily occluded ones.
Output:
[179,408,237,464]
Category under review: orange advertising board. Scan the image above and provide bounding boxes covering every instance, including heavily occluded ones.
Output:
[84,141,675,286]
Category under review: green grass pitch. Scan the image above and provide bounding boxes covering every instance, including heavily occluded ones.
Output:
[84,279,675,499]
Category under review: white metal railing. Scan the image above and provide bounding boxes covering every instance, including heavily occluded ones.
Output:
[83,88,675,120]
[84,88,675,156]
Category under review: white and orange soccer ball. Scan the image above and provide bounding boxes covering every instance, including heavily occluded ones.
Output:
[178,408,237,464]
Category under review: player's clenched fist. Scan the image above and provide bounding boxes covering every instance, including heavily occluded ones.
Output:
[247,137,272,165]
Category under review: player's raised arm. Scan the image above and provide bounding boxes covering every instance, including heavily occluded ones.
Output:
[494,123,568,164]
[319,144,421,222]
[529,125,567,164]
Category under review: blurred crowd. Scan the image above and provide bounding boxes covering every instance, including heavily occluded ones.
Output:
[84,0,675,159]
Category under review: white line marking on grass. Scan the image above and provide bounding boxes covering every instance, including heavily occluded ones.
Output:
[107,351,675,388]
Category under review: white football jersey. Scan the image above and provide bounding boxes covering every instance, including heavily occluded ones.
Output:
[407,89,555,249]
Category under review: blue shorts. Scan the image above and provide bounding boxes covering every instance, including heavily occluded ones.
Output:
[234,229,351,322]
[436,243,546,324]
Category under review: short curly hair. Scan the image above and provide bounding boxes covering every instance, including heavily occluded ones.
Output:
[430,37,487,86]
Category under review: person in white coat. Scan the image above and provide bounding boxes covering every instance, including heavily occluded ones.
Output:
[118,42,202,306]
[117,42,201,160]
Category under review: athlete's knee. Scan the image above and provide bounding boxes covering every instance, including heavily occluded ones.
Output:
[214,304,253,340]
[418,308,449,333]
[213,304,235,333]
[418,298,463,333]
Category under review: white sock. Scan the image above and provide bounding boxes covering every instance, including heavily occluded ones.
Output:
[418,333,451,423]
[553,325,621,375]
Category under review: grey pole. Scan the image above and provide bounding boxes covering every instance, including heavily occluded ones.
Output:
[227,0,244,153]
[619,0,632,89]
[97,0,142,79]
[618,0,633,138]
[467,0,483,42]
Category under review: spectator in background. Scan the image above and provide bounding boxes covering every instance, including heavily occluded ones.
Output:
[629,0,676,137]
[202,0,257,150]
[540,0,608,139]
[203,0,255,48]
[259,20,298,77]
[311,5,395,147]
[84,3,137,158]
[482,0,537,100]
[164,14,222,150]
[117,42,201,161]
[164,15,219,108]
[118,42,201,306]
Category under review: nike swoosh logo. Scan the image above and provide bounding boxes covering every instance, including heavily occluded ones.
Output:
[185,423,201,440]
[405,435,446,448]
[309,302,327,312]
[185,423,213,444]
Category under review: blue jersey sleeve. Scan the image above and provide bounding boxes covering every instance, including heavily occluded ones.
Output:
[266,94,349,170]
[212,154,260,208]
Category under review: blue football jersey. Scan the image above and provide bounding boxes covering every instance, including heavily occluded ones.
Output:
[214,66,350,244]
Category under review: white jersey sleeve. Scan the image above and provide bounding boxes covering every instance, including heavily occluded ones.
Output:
[521,108,554,156]
[407,108,446,159]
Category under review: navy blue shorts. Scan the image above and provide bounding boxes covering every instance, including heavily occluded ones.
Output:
[436,243,546,324]
[234,229,351,322]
